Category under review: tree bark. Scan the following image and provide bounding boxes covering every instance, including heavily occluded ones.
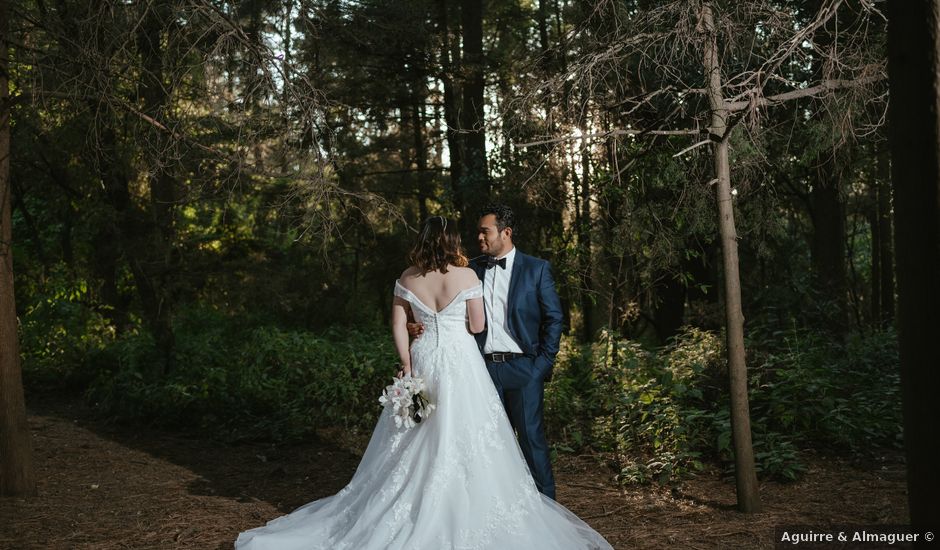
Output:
[94,114,170,347]
[700,2,760,513]
[869,172,884,327]
[874,145,895,326]
[458,0,488,228]
[886,0,940,532]
[578,115,594,340]
[0,0,37,496]
[809,158,849,332]
[438,0,463,215]
[412,86,431,221]
[138,3,177,374]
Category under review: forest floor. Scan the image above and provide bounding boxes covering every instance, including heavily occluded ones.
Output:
[1,392,909,550]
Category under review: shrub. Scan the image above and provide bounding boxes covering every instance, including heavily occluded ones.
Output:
[18,268,115,389]
[84,306,398,442]
[22,287,900,476]
[544,326,901,485]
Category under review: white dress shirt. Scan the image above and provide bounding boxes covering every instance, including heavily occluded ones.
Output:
[483,247,524,354]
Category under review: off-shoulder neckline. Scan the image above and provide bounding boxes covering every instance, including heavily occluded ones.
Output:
[394,280,482,315]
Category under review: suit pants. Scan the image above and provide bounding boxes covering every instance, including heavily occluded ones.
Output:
[484,355,556,500]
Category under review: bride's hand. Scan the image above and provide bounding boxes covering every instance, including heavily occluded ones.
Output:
[397,365,412,378]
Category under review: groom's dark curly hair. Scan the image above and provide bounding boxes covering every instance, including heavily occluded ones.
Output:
[478,203,516,237]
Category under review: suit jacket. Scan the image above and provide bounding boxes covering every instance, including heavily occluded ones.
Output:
[470,250,564,377]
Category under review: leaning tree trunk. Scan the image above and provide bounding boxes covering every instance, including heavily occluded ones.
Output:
[700,2,760,513]
[886,0,940,531]
[0,0,37,497]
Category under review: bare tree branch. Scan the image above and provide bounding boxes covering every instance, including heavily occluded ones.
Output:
[725,70,886,112]
[515,128,704,149]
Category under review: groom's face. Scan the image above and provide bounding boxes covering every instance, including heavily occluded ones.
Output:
[477,214,511,256]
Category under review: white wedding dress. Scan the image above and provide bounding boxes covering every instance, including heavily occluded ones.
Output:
[234,281,613,550]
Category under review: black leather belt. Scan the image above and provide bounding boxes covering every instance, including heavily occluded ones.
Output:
[484,352,521,363]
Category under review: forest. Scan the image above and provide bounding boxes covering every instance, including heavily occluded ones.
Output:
[1,0,937,548]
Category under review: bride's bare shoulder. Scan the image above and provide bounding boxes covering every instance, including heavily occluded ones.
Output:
[451,266,480,286]
[400,266,421,279]
[397,267,423,290]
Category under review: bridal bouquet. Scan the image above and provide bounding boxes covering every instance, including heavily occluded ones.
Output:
[378,374,436,430]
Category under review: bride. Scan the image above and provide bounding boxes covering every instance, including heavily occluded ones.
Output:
[235,216,613,550]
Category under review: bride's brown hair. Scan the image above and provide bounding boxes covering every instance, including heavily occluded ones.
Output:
[409,216,469,274]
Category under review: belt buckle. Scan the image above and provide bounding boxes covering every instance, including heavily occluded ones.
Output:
[493,352,506,362]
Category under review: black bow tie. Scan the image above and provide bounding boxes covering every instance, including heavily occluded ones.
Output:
[485,256,507,270]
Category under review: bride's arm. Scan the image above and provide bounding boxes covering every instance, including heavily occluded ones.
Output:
[467,297,485,334]
[391,296,412,376]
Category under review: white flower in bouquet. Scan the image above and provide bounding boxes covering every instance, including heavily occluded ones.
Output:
[378,374,436,430]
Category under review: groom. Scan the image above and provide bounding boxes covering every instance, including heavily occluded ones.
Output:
[474,203,563,500]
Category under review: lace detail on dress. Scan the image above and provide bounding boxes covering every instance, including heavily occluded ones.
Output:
[233,279,612,550]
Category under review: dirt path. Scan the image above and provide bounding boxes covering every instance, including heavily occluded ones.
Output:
[1,394,908,549]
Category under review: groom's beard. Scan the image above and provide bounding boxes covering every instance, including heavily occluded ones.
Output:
[480,238,507,257]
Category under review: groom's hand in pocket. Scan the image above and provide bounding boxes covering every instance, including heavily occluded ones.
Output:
[533,356,553,382]
[507,356,543,388]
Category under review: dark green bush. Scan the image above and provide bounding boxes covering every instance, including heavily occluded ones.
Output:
[21,281,900,476]
[544,326,901,485]
[746,327,902,453]
[82,306,398,442]
[18,267,115,389]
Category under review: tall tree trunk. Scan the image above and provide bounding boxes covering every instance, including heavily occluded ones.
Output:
[875,145,895,326]
[809,158,848,332]
[535,0,566,269]
[0,0,37,496]
[578,118,594,340]
[601,116,630,337]
[869,172,884,327]
[138,3,177,373]
[94,115,170,358]
[412,85,430,221]
[537,0,550,58]
[700,3,760,513]
[886,0,940,531]
[458,0,488,229]
[438,0,463,216]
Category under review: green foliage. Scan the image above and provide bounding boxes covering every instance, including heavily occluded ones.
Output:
[746,326,902,453]
[82,307,398,442]
[544,326,901,485]
[21,277,900,480]
[18,266,116,389]
[606,329,719,484]
[546,329,719,484]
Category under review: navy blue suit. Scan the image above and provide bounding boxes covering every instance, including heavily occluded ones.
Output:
[471,250,563,499]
